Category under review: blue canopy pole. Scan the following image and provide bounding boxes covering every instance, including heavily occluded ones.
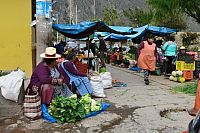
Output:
[87,37,91,72]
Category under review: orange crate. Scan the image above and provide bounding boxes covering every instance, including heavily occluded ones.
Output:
[182,70,193,80]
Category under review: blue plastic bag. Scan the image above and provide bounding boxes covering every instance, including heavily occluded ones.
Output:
[41,104,57,123]
[41,103,110,123]
[130,66,142,71]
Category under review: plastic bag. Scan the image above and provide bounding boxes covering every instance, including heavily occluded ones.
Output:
[84,50,94,58]
[0,69,25,102]
[100,72,112,89]
[90,76,106,97]
[41,104,57,123]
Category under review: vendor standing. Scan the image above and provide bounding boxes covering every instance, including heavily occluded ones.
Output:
[98,35,107,67]
[137,35,157,85]
[84,38,98,70]
[161,36,177,75]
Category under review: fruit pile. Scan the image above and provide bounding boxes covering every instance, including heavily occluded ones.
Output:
[169,71,185,83]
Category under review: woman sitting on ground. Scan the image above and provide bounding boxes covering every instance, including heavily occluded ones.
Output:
[59,53,88,94]
[27,47,73,105]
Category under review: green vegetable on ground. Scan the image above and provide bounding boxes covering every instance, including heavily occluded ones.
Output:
[49,94,85,123]
[91,99,101,112]
[49,94,102,123]
[172,80,198,95]
[79,94,92,114]
[79,94,102,114]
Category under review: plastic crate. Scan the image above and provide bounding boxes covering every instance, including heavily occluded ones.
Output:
[176,61,195,70]
[182,70,193,80]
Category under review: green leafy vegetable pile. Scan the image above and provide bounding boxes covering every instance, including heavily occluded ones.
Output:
[49,94,102,123]
[49,94,85,123]
[80,94,102,113]
[172,80,198,95]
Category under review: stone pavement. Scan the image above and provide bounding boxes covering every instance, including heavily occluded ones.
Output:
[0,65,195,133]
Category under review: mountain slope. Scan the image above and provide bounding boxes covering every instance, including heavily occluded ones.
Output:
[53,0,199,31]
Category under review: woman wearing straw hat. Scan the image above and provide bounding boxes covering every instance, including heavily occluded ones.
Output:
[27,47,73,105]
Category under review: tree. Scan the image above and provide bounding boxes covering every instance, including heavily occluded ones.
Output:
[147,0,187,30]
[103,5,118,25]
[177,0,200,23]
[123,8,153,27]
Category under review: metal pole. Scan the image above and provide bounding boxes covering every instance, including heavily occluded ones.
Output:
[75,4,77,24]
[69,0,71,24]
[56,14,59,43]
[94,0,95,18]
[87,37,90,71]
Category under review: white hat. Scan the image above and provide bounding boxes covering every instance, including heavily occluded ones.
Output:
[180,46,186,50]
[40,47,61,58]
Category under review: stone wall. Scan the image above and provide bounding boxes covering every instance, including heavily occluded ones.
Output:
[175,32,200,49]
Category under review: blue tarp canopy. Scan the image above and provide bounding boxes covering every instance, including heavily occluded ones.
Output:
[146,25,177,36]
[52,21,137,39]
[128,25,177,39]
[94,32,110,37]
[109,26,134,34]
[126,25,148,39]
[127,25,177,43]
[94,25,177,42]
[104,33,130,41]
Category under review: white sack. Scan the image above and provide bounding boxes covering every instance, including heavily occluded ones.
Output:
[90,76,105,98]
[100,72,112,89]
[0,69,25,102]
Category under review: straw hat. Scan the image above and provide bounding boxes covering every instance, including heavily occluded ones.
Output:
[180,46,186,50]
[40,47,61,58]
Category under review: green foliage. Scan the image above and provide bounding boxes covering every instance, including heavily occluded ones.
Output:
[182,32,199,47]
[177,0,200,23]
[188,46,199,52]
[172,80,198,95]
[79,94,92,114]
[147,0,179,17]
[146,0,187,30]
[123,8,153,27]
[79,94,101,113]
[49,94,102,123]
[49,95,86,123]
[103,5,119,25]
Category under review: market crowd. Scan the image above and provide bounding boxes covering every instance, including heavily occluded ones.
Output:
[27,33,200,119]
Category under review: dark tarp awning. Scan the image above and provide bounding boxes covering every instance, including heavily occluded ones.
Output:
[52,21,137,39]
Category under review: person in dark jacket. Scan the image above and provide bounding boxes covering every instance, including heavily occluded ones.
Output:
[59,53,87,94]
[84,38,98,70]
[27,47,72,105]
[98,35,107,67]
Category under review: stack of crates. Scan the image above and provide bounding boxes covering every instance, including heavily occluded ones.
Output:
[195,60,200,78]
[176,61,195,80]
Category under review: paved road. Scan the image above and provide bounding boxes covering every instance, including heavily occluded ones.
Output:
[0,65,195,133]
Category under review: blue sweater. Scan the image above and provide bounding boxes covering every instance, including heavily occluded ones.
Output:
[162,41,177,56]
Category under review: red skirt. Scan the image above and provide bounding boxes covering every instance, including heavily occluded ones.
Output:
[39,84,54,105]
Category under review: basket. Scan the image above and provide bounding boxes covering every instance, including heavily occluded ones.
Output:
[23,90,41,120]
[182,70,194,80]
[176,61,195,71]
